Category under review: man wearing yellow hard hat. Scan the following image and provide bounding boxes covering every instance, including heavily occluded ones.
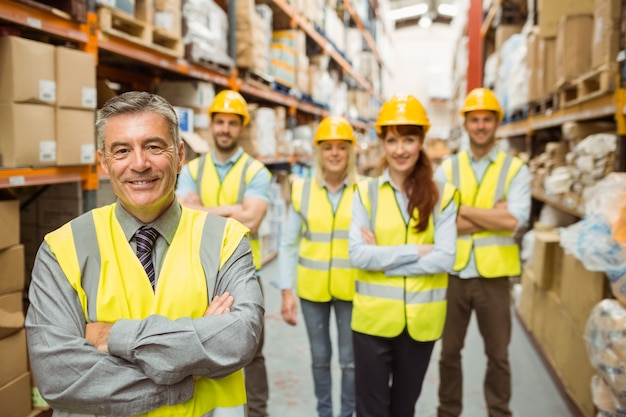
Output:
[434,88,531,417]
[175,89,271,417]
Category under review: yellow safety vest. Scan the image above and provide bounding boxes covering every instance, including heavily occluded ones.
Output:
[441,150,524,277]
[45,204,248,417]
[351,179,459,342]
[187,152,270,270]
[291,178,356,302]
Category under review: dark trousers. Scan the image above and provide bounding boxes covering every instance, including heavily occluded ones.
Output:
[353,329,434,417]
[245,273,268,417]
[438,275,512,417]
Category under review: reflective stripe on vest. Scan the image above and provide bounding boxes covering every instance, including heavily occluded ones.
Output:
[45,204,247,417]
[292,178,356,302]
[351,179,456,341]
[443,151,523,277]
[188,153,268,270]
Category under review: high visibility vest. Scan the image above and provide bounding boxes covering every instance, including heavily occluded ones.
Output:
[45,204,248,417]
[187,153,269,270]
[291,178,356,302]
[441,150,524,277]
[351,179,459,341]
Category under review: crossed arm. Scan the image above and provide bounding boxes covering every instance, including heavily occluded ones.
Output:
[25,239,263,416]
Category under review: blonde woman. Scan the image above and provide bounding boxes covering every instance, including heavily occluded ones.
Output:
[274,116,360,417]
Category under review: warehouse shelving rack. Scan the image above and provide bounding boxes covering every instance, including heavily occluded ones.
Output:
[0,0,384,190]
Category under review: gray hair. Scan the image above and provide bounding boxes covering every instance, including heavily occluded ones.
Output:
[96,91,180,152]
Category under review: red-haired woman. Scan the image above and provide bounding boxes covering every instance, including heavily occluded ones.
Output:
[348,94,459,417]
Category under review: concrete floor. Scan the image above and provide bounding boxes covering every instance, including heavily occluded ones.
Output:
[260,259,578,417]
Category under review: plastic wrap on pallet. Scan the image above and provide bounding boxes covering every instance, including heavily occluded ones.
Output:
[585,299,626,415]
[235,0,271,72]
[483,52,498,90]
[494,34,528,120]
[182,0,233,68]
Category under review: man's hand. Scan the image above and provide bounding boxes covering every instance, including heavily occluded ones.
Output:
[281,289,298,326]
[85,322,113,353]
[204,292,234,316]
[361,227,376,245]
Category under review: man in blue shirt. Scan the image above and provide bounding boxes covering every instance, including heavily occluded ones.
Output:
[176,90,271,417]
[434,88,530,417]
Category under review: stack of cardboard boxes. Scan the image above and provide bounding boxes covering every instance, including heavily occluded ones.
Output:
[527,0,621,104]
[0,36,97,168]
[519,228,610,416]
[0,192,34,417]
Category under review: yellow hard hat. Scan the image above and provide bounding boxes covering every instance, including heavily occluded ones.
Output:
[375,94,430,134]
[314,116,356,145]
[460,88,503,121]
[209,90,250,126]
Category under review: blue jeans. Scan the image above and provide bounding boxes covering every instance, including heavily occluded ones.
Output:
[301,298,355,417]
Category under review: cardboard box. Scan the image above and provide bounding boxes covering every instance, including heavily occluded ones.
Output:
[531,230,562,291]
[56,108,96,166]
[55,46,97,109]
[96,0,135,15]
[37,198,82,229]
[555,14,593,86]
[156,81,215,110]
[0,372,32,417]
[518,267,537,331]
[0,330,28,388]
[537,0,594,38]
[526,28,541,101]
[495,24,524,52]
[592,0,622,69]
[39,182,83,200]
[0,192,19,251]
[559,314,596,417]
[0,245,25,296]
[541,38,557,94]
[0,102,56,168]
[0,291,24,339]
[173,107,194,134]
[559,253,607,327]
[0,36,56,104]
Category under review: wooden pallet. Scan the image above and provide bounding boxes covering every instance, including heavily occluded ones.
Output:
[558,64,617,108]
[152,28,183,58]
[98,7,183,58]
[97,6,151,43]
[240,68,274,90]
[190,55,234,75]
[506,106,528,123]
[528,93,559,117]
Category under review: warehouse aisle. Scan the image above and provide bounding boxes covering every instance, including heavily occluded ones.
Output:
[260,259,579,417]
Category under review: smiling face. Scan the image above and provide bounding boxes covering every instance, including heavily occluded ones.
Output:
[382,127,423,180]
[99,112,184,223]
[464,110,499,153]
[211,113,243,155]
[319,139,350,177]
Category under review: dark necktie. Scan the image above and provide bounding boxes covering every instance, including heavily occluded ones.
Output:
[135,227,159,289]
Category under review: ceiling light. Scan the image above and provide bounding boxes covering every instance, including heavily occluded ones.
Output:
[387,3,429,21]
[438,3,458,16]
